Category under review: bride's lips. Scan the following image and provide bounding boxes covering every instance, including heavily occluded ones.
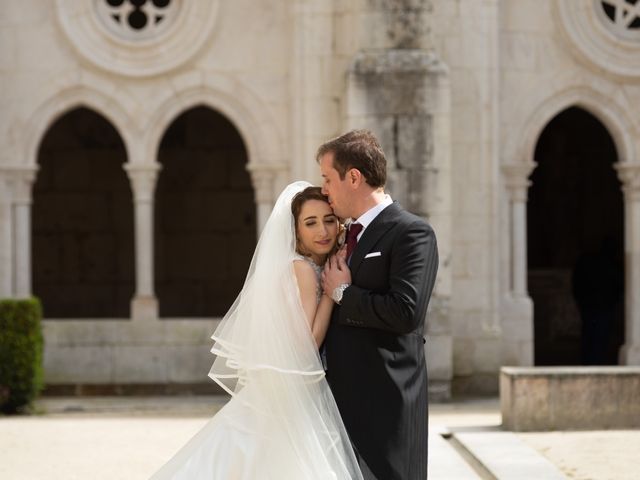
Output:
[315,239,332,246]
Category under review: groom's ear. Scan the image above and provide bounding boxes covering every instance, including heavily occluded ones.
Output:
[348,168,362,188]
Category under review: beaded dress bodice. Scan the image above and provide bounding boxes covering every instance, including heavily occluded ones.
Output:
[294,254,323,304]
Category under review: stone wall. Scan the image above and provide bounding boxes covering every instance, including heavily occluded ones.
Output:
[2,0,640,393]
[501,366,640,431]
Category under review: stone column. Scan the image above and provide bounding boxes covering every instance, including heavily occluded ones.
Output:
[503,164,536,297]
[616,163,640,365]
[248,166,277,235]
[124,163,161,322]
[0,171,12,298]
[0,169,13,299]
[344,0,456,397]
[9,167,38,298]
[501,163,536,365]
[290,0,336,183]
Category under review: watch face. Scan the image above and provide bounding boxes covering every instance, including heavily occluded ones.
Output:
[333,284,349,303]
[332,288,341,303]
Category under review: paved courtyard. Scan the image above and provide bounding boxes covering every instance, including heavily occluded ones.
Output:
[0,396,638,479]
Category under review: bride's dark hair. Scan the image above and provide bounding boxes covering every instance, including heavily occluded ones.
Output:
[291,186,343,259]
[291,186,327,221]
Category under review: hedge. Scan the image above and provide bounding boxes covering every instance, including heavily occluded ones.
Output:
[0,298,44,414]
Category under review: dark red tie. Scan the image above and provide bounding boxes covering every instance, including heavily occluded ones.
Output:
[346,223,363,259]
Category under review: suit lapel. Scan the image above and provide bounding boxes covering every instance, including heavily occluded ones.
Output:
[349,202,401,278]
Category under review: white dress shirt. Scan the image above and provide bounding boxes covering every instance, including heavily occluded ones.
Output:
[352,195,393,241]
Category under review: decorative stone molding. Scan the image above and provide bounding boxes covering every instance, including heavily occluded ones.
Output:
[248,167,275,205]
[350,49,448,76]
[55,0,219,77]
[508,85,637,181]
[123,162,162,202]
[247,163,289,234]
[141,80,288,231]
[556,0,640,78]
[143,81,285,173]
[502,162,536,203]
[616,162,640,201]
[594,0,640,42]
[21,82,137,171]
[2,166,38,204]
[95,0,179,41]
[247,163,289,204]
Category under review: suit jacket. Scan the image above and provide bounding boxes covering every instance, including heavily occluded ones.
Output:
[324,202,438,480]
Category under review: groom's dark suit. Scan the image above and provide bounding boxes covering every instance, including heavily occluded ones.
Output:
[325,201,438,480]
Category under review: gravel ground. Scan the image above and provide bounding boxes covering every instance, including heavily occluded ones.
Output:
[518,430,640,480]
[1,396,638,479]
[0,416,210,480]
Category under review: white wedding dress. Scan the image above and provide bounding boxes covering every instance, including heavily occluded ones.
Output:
[150,182,363,480]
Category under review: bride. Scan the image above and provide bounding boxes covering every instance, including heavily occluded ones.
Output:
[150,181,363,480]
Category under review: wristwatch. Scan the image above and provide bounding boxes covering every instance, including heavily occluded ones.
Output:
[332,283,351,304]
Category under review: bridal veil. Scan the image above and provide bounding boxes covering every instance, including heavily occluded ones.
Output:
[151,181,362,479]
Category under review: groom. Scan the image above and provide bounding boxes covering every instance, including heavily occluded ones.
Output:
[319,130,438,480]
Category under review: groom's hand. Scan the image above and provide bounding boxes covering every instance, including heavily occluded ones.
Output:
[322,248,352,298]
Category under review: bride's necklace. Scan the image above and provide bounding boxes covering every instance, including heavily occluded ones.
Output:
[302,255,323,278]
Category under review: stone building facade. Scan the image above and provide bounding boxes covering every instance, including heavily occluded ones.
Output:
[1,0,639,397]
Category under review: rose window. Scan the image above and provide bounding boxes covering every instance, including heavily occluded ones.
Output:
[557,0,640,77]
[96,0,179,40]
[597,0,640,40]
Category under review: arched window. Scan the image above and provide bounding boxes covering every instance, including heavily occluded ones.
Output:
[33,107,134,318]
[155,106,256,317]
[529,106,624,366]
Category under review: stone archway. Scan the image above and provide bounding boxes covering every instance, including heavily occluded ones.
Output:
[528,106,624,365]
[32,107,134,318]
[154,106,255,318]
[503,87,640,366]
[125,80,289,321]
[7,83,137,302]
[141,81,289,231]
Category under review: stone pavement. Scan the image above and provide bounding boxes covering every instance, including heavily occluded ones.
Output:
[0,395,638,479]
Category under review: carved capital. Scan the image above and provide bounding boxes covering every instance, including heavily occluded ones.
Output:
[615,162,640,201]
[502,162,536,203]
[123,163,162,203]
[0,166,38,205]
[247,163,288,205]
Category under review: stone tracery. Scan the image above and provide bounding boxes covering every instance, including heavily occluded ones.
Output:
[600,0,640,35]
[97,0,177,39]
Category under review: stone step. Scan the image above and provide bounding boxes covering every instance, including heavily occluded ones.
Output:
[429,428,482,479]
[447,429,567,480]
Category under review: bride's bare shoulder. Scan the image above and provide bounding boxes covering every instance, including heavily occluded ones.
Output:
[293,259,318,289]
[293,258,315,276]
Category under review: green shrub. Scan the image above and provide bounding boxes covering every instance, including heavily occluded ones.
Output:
[0,298,44,414]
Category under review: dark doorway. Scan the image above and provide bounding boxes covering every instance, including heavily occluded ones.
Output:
[33,107,134,318]
[528,107,624,365]
[155,106,256,317]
